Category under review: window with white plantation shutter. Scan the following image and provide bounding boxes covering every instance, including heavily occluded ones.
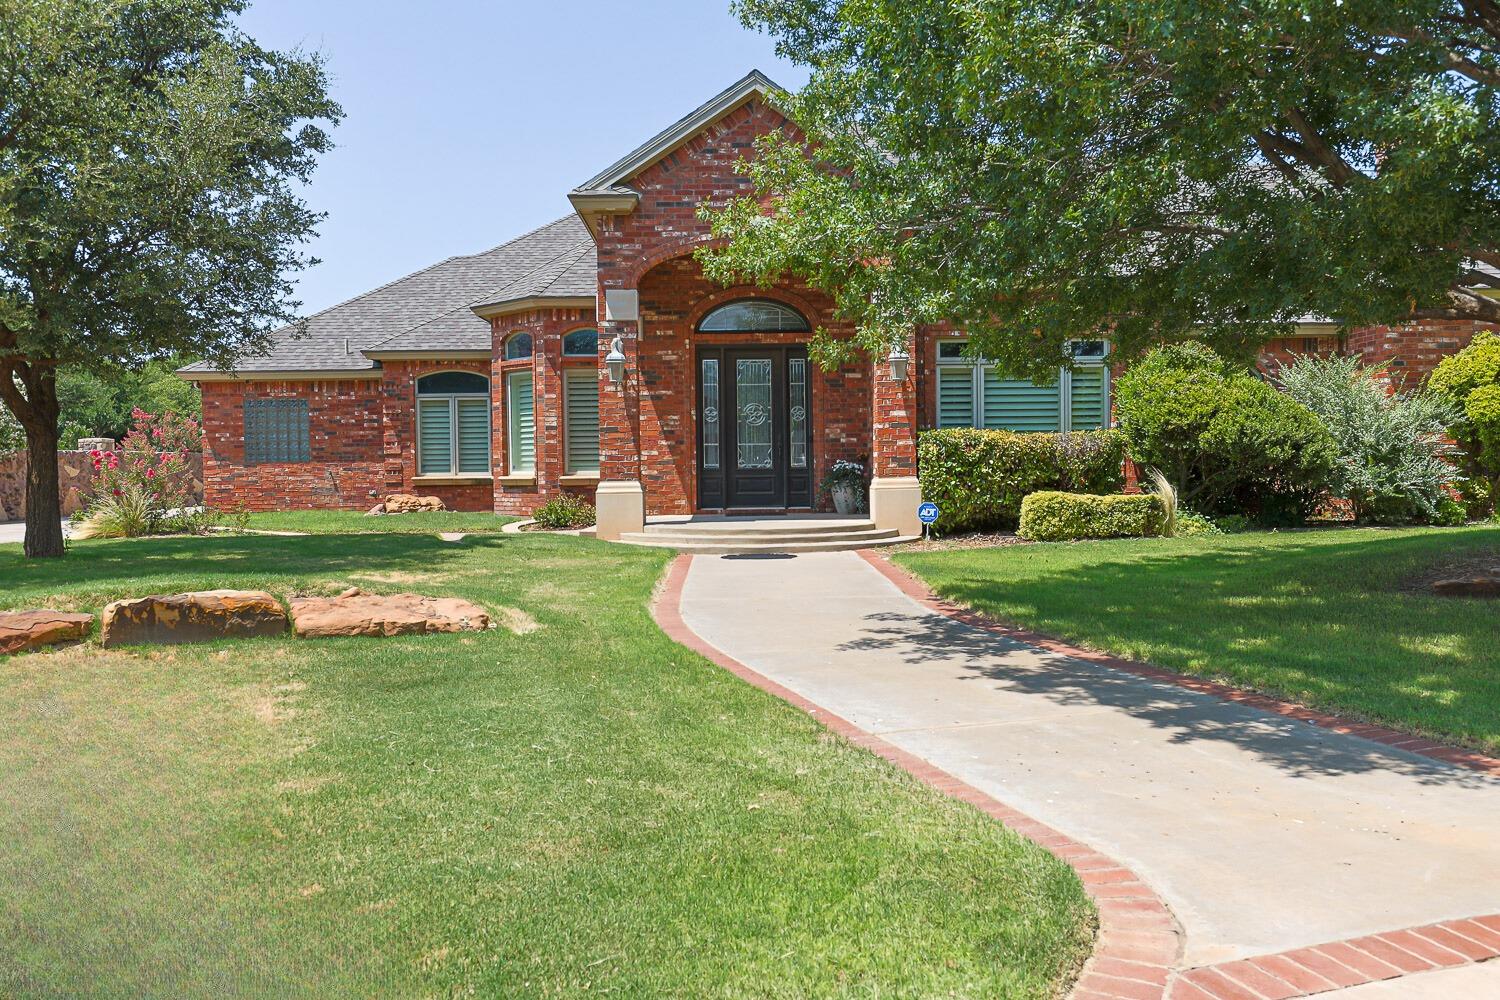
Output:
[456,397,491,474]
[1069,365,1108,431]
[983,369,1062,432]
[564,371,599,473]
[415,372,490,476]
[417,398,454,475]
[933,339,1109,432]
[507,371,535,473]
[937,367,976,428]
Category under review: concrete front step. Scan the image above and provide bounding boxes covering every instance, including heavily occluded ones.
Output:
[617,529,916,555]
[640,517,878,539]
[635,525,890,545]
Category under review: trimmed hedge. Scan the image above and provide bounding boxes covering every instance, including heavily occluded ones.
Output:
[917,428,1126,533]
[1018,491,1164,542]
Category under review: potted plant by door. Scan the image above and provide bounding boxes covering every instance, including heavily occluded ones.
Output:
[820,460,867,515]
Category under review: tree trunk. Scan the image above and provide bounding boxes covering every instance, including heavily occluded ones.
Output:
[23,416,64,558]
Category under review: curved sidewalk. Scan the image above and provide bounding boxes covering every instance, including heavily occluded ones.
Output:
[663,551,1500,999]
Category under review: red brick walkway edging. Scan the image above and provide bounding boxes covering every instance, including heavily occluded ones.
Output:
[855,551,1500,778]
[1170,917,1500,999]
[651,554,1182,1000]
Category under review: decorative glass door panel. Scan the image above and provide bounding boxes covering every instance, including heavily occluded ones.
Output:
[735,359,774,470]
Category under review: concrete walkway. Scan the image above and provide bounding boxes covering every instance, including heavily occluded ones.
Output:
[676,551,1500,995]
[0,520,71,546]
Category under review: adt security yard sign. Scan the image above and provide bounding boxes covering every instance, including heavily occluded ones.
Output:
[917,502,941,540]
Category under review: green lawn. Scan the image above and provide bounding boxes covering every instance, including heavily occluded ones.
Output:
[0,518,1091,998]
[243,509,515,534]
[896,525,1500,754]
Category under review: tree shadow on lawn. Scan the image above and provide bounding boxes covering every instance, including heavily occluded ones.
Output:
[0,533,508,607]
[863,529,1500,784]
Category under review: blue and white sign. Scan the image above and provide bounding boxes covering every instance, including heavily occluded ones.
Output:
[917,502,942,525]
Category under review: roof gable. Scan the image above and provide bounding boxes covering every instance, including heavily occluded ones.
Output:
[573,70,782,195]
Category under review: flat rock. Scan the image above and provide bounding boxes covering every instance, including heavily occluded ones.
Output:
[381,493,446,514]
[100,590,287,648]
[0,610,95,655]
[289,589,490,638]
[1432,576,1500,597]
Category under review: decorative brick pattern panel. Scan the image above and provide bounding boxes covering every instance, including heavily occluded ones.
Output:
[200,378,386,511]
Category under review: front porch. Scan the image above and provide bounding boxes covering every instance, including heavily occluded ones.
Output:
[603,513,919,555]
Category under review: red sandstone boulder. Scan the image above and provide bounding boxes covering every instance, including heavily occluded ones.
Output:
[289,589,490,638]
[100,590,288,648]
[0,610,95,655]
[1432,576,1500,597]
[381,494,446,514]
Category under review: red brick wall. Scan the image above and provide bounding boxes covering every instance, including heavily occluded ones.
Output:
[200,378,386,511]
[378,359,494,511]
[489,306,601,516]
[1347,319,1494,385]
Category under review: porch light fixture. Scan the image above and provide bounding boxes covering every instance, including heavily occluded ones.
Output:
[888,345,911,383]
[606,335,627,384]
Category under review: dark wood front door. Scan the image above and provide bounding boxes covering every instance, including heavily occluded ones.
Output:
[696,346,813,510]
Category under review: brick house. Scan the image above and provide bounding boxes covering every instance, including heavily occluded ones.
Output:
[182,70,1491,539]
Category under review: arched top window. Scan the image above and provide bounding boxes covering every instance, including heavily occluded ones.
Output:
[504,333,534,361]
[417,371,489,395]
[562,328,599,357]
[697,299,810,333]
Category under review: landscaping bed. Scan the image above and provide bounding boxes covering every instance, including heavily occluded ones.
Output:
[896,525,1500,754]
[0,527,1092,998]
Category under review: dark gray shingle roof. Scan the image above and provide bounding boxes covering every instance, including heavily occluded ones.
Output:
[182,215,592,374]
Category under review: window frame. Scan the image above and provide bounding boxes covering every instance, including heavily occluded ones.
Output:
[243,397,311,465]
[697,298,811,333]
[505,368,536,475]
[504,332,534,361]
[415,371,492,478]
[934,338,1111,432]
[561,327,600,358]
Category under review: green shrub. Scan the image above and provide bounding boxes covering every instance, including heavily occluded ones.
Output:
[1175,510,1223,536]
[1278,354,1459,524]
[1115,343,1336,523]
[532,493,596,529]
[1018,491,1164,542]
[1429,331,1500,516]
[917,428,1126,533]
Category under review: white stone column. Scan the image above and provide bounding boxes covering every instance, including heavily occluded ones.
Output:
[595,479,645,541]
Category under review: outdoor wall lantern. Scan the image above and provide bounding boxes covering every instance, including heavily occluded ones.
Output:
[606,335,627,384]
[888,345,911,383]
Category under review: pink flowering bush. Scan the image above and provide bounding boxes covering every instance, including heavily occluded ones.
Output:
[75,409,203,537]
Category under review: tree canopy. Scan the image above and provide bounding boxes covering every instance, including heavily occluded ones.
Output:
[704,1,1500,377]
[0,0,340,555]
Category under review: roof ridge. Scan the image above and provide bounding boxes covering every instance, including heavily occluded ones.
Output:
[275,215,582,335]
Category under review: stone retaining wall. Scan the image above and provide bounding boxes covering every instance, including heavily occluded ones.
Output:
[0,450,204,521]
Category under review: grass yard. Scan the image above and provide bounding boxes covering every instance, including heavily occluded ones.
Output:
[896,525,1500,755]
[243,509,515,534]
[0,515,1092,999]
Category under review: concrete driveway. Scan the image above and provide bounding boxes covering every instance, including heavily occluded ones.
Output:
[675,551,1500,998]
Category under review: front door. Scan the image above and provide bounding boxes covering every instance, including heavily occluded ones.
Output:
[697,346,812,510]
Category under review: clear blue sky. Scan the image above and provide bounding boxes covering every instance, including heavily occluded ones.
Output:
[235,1,809,315]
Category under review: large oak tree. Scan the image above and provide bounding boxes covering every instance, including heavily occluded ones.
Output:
[0,0,339,557]
[705,1,1500,378]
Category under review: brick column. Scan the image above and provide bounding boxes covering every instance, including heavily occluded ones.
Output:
[868,333,922,536]
[595,311,646,539]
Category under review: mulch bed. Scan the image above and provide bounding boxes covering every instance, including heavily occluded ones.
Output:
[1400,547,1500,596]
[892,531,1031,552]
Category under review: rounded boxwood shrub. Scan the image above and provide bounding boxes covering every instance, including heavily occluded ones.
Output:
[1018,491,1164,542]
[917,428,1126,533]
[1114,343,1336,523]
[1428,331,1500,516]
